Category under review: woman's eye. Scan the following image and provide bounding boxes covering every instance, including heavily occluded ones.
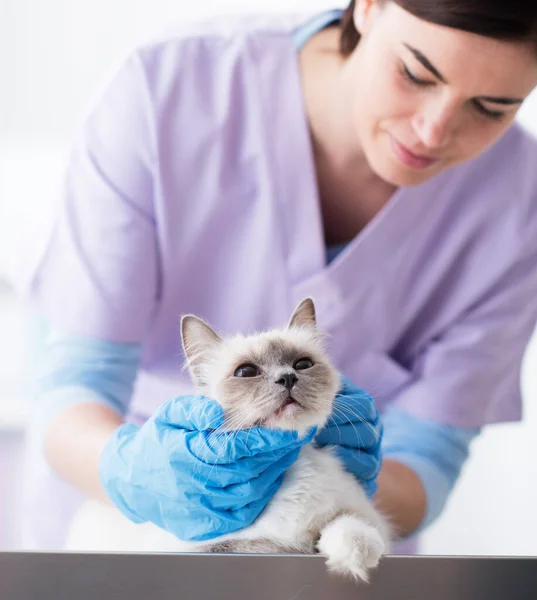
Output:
[472,100,506,121]
[294,358,314,370]
[401,63,433,87]
[400,62,506,122]
[234,364,260,377]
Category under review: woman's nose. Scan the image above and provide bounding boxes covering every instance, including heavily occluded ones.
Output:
[412,98,455,150]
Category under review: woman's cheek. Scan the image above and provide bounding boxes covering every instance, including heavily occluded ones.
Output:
[373,63,416,118]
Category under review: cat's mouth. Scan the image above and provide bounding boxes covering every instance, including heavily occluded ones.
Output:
[255,396,305,428]
[273,396,301,419]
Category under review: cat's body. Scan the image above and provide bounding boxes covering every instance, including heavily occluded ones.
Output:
[65,299,391,581]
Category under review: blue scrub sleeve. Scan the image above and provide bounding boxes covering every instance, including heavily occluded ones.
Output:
[34,326,141,431]
[381,407,481,533]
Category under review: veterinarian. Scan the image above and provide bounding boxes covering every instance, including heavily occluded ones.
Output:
[13,0,537,554]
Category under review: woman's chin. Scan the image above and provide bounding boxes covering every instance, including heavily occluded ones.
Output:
[376,152,444,187]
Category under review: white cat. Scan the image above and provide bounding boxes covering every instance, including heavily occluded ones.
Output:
[66,298,391,582]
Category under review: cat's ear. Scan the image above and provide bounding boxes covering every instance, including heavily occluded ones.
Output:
[288,297,316,330]
[181,315,222,382]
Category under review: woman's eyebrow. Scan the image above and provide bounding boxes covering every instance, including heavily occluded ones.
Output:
[403,43,446,83]
[402,43,524,104]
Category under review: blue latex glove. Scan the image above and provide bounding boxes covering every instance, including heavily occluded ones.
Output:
[100,395,316,542]
[315,375,383,498]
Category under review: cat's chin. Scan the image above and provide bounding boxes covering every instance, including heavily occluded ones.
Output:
[260,407,329,436]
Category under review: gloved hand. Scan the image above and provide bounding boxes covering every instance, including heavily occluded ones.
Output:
[100,395,316,542]
[315,375,383,497]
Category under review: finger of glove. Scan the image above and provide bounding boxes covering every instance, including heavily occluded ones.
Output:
[160,493,274,542]
[154,395,225,431]
[227,425,316,457]
[331,388,378,425]
[334,444,383,482]
[204,449,300,511]
[174,436,300,496]
[361,478,378,499]
[315,417,381,450]
[184,424,314,465]
[164,476,284,541]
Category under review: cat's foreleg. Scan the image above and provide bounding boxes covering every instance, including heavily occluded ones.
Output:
[316,512,388,582]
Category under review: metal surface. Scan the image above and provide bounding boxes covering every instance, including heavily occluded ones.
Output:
[1,552,536,600]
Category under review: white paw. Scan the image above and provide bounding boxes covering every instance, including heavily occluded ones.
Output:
[317,515,386,583]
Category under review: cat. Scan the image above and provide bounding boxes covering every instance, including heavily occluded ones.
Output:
[65,298,391,582]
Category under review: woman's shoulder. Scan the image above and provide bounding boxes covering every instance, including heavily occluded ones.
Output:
[133,11,311,59]
[79,12,315,153]
[103,11,314,110]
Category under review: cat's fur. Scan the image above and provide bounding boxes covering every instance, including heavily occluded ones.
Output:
[65,298,391,582]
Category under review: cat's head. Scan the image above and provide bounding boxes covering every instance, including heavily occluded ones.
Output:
[181,298,339,434]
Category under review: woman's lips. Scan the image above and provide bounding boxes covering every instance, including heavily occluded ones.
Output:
[390,135,439,169]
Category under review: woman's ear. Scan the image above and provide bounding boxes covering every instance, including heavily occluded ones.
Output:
[354,0,384,34]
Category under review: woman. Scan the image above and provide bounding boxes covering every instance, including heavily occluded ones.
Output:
[15,0,537,553]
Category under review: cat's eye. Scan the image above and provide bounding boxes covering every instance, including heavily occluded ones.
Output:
[234,364,261,377]
[294,358,314,370]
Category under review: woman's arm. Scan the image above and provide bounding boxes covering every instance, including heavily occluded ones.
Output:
[44,403,123,504]
[374,459,427,538]
[35,327,142,503]
[375,407,481,539]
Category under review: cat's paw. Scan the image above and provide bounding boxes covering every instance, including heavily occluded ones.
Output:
[317,515,386,583]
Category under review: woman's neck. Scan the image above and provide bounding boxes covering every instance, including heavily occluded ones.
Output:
[298,26,397,245]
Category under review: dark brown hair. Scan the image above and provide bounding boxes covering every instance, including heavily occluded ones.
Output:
[340,0,537,56]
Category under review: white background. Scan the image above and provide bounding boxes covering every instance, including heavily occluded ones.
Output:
[1,1,536,554]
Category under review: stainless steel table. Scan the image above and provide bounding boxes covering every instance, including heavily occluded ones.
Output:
[1,552,536,599]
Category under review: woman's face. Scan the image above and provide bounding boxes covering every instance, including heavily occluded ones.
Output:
[345,1,537,186]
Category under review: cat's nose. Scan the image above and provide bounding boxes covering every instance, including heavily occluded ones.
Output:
[276,373,298,391]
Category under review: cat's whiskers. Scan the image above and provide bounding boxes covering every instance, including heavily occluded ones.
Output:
[200,434,248,488]
[330,405,367,448]
[333,395,380,434]
[325,415,344,444]
[332,400,378,436]
[198,413,254,486]
[189,430,223,483]
[331,405,381,451]
[332,399,373,427]
[186,406,244,481]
